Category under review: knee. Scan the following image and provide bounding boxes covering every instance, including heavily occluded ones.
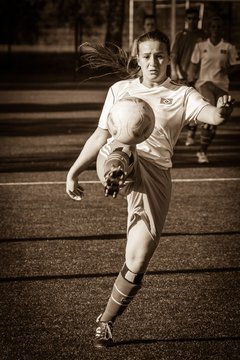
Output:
[126,245,157,273]
[126,256,147,274]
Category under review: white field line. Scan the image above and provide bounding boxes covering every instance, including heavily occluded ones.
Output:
[0,178,240,186]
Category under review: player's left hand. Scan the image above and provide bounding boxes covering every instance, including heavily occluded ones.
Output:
[217,95,235,120]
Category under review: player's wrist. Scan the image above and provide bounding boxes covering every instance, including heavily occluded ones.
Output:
[67,171,79,182]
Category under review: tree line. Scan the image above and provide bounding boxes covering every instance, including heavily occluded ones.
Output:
[0,0,125,49]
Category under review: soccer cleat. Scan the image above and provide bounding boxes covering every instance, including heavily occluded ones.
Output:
[104,148,134,198]
[94,314,113,348]
[197,151,209,164]
[185,130,195,146]
[104,167,126,198]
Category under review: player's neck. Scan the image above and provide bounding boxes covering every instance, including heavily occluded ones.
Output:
[141,75,168,88]
[210,36,222,46]
[187,25,198,32]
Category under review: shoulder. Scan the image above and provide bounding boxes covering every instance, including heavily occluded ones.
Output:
[110,78,138,96]
[196,39,208,48]
[169,79,184,87]
[173,30,186,42]
[167,79,190,92]
[168,81,199,97]
[111,78,137,89]
[221,39,235,48]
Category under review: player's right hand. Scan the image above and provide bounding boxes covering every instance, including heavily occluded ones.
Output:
[66,177,84,201]
[217,94,235,122]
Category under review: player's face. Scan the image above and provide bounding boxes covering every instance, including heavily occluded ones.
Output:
[137,40,170,87]
[143,19,156,32]
[210,21,223,38]
[186,14,199,30]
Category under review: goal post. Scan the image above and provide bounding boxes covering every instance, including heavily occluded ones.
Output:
[128,0,204,48]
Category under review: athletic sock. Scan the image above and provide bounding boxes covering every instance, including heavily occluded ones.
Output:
[100,264,143,322]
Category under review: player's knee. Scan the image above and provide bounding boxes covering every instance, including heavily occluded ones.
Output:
[125,252,152,274]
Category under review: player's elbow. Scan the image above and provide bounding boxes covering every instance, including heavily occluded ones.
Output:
[197,105,224,126]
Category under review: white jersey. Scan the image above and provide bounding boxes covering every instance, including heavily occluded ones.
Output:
[98,77,209,168]
[191,38,240,92]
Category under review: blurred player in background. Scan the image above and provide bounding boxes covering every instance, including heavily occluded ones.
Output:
[189,16,240,163]
[66,30,234,348]
[171,7,206,146]
[131,14,157,58]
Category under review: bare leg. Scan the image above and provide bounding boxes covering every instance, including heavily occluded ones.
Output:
[126,218,158,273]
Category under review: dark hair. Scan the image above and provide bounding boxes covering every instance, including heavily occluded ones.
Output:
[185,7,199,17]
[137,29,170,55]
[78,30,170,81]
[209,15,223,25]
[143,14,156,23]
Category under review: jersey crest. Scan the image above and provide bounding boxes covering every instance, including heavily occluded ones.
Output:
[160,97,173,105]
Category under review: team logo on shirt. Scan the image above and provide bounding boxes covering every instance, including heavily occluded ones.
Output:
[160,97,173,104]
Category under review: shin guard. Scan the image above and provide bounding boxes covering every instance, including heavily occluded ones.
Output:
[100,263,144,322]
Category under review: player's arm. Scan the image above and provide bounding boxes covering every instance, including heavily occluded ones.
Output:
[188,43,201,84]
[224,44,240,75]
[197,95,234,126]
[66,126,109,200]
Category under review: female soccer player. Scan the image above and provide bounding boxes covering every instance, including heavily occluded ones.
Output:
[66,30,234,348]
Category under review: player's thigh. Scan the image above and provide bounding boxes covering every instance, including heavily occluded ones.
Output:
[125,218,158,273]
[125,161,172,271]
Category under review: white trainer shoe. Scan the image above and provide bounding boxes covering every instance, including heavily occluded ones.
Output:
[197,151,209,164]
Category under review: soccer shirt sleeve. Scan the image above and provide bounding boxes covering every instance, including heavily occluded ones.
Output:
[228,44,240,66]
[184,88,209,125]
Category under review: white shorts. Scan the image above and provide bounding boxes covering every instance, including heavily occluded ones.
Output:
[96,142,172,242]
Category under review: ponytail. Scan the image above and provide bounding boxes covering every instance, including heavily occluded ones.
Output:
[77,42,140,80]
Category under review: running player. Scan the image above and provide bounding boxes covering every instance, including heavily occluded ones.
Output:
[66,30,234,348]
[189,16,240,163]
[171,7,206,146]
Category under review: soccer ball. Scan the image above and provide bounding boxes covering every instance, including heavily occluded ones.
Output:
[107,97,155,145]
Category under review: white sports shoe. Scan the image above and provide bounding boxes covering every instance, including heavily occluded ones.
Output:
[197,151,209,164]
[185,131,195,146]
